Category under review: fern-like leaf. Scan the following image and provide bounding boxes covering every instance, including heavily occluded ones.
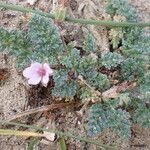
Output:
[88,103,131,140]
[101,52,124,69]
[83,29,97,53]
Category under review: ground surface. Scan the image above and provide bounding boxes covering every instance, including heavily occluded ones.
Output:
[0,0,150,150]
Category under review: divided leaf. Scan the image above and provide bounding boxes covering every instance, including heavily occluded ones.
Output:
[0,28,32,68]
[101,52,124,69]
[83,29,97,53]
[29,14,64,64]
[52,80,77,97]
[87,72,110,91]
[88,103,131,140]
[133,106,150,128]
[60,48,80,68]
[53,70,68,87]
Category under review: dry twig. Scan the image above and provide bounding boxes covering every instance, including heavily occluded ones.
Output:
[7,102,78,121]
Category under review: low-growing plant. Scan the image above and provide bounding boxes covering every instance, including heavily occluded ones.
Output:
[88,0,150,140]
[0,0,149,146]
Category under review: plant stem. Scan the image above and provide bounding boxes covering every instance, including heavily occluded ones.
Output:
[0,2,150,27]
[59,136,67,150]
[0,2,54,18]
[0,120,117,150]
[27,138,39,150]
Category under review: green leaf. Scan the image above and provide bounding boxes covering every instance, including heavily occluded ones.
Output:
[53,69,68,87]
[87,72,110,91]
[27,138,39,150]
[106,93,131,108]
[78,53,98,78]
[52,81,77,97]
[128,95,150,128]
[138,72,150,101]
[101,52,124,69]
[110,28,123,49]
[133,106,150,128]
[83,29,97,52]
[79,87,98,103]
[0,28,32,68]
[121,58,145,80]
[60,48,80,68]
[59,137,67,150]
[28,14,64,65]
[106,0,137,21]
[88,103,131,140]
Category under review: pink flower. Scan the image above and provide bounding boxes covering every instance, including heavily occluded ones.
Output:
[23,62,53,87]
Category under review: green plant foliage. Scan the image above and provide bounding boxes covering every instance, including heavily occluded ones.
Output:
[29,15,64,64]
[87,72,110,91]
[79,87,98,103]
[121,35,150,80]
[60,47,80,68]
[122,27,141,48]
[106,0,137,21]
[106,0,150,81]
[121,58,142,80]
[88,103,131,140]
[138,72,150,103]
[52,69,78,97]
[52,80,77,97]
[129,98,150,128]
[0,14,64,68]
[53,69,68,87]
[77,53,98,77]
[106,0,141,50]
[130,67,150,129]
[106,93,131,108]
[86,0,150,140]
[101,52,124,69]
[110,27,123,49]
[83,29,97,52]
[133,105,150,128]
[0,29,29,52]
[27,138,39,150]
[0,14,111,99]
[0,28,32,68]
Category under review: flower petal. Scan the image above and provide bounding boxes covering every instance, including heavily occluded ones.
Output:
[23,67,33,78]
[43,63,53,75]
[30,62,42,70]
[23,62,42,78]
[41,75,49,87]
[28,75,41,85]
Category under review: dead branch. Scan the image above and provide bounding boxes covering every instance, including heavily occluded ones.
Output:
[6,102,78,121]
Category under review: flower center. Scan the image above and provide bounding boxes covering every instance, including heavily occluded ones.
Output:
[37,68,46,76]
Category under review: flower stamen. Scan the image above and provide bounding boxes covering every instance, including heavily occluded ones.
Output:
[37,68,46,76]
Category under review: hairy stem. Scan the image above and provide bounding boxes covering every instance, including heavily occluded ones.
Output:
[0,2,150,27]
